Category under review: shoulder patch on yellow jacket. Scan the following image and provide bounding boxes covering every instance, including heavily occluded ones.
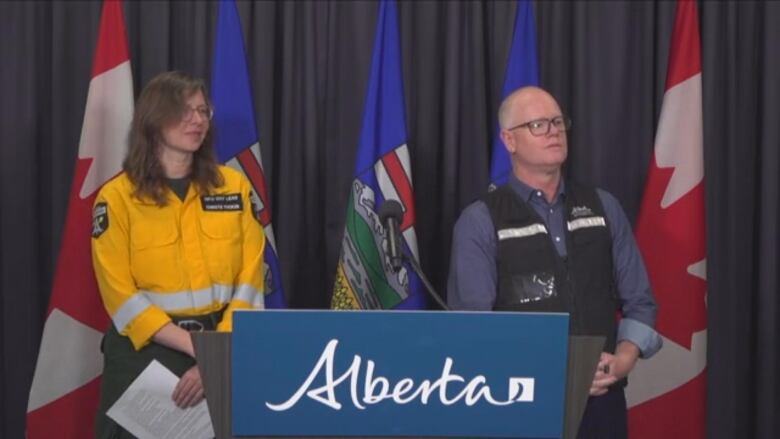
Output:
[92,202,109,238]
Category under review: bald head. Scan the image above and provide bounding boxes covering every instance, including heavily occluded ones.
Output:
[498,86,562,129]
[497,86,568,180]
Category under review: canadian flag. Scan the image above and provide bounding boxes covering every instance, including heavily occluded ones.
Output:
[26,1,133,437]
[626,1,706,438]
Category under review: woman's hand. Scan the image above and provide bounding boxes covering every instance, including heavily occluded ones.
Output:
[172,365,205,408]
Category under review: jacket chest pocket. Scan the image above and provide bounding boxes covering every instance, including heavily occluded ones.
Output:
[130,221,182,289]
[198,212,243,282]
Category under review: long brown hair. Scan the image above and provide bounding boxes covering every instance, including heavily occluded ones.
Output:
[123,71,223,206]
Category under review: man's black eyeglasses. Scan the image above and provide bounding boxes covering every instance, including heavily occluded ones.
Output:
[507,116,572,136]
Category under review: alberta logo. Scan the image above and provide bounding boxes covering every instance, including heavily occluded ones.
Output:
[570,205,594,217]
[265,339,535,411]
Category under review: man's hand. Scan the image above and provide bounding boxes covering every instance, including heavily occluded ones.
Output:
[172,365,205,408]
[589,341,640,396]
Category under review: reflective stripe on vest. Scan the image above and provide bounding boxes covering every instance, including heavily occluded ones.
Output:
[497,223,548,240]
[567,216,606,232]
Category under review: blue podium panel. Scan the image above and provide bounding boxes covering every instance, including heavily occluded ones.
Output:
[233,310,568,438]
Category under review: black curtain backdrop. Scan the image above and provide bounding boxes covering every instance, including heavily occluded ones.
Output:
[0,1,777,438]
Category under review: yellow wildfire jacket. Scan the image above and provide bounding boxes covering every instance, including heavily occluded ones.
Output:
[91,166,265,350]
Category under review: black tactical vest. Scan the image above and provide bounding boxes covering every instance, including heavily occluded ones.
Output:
[484,182,618,352]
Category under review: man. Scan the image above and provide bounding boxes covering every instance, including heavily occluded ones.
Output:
[447,86,662,438]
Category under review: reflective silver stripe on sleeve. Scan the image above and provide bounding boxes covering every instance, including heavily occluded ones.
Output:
[252,293,265,309]
[233,283,264,309]
[112,294,153,333]
[497,224,548,241]
[114,284,261,332]
[138,284,233,312]
[567,216,606,232]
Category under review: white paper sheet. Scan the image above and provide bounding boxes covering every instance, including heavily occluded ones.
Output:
[106,360,214,439]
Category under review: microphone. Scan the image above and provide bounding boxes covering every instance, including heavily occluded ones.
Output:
[378,199,404,272]
[377,199,450,310]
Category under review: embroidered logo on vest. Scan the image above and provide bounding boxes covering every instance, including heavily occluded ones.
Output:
[570,205,594,217]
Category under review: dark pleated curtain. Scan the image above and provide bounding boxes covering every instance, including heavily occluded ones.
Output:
[702,2,780,438]
[0,1,777,438]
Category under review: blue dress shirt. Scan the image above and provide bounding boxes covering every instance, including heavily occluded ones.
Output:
[447,177,663,358]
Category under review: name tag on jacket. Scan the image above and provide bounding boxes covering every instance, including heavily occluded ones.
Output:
[201,193,243,211]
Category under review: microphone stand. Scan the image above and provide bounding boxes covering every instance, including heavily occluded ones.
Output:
[402,252,450,311]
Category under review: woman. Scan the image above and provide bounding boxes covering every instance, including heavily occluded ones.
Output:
[91,71,266,438]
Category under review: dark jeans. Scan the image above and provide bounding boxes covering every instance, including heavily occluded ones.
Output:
[577,386,628,439]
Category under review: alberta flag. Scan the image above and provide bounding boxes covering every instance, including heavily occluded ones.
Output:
[627,1,706,438]
[489,0,539,188]
[211,0,285,308]
[330,0,424,310]
[27,1,133,436]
